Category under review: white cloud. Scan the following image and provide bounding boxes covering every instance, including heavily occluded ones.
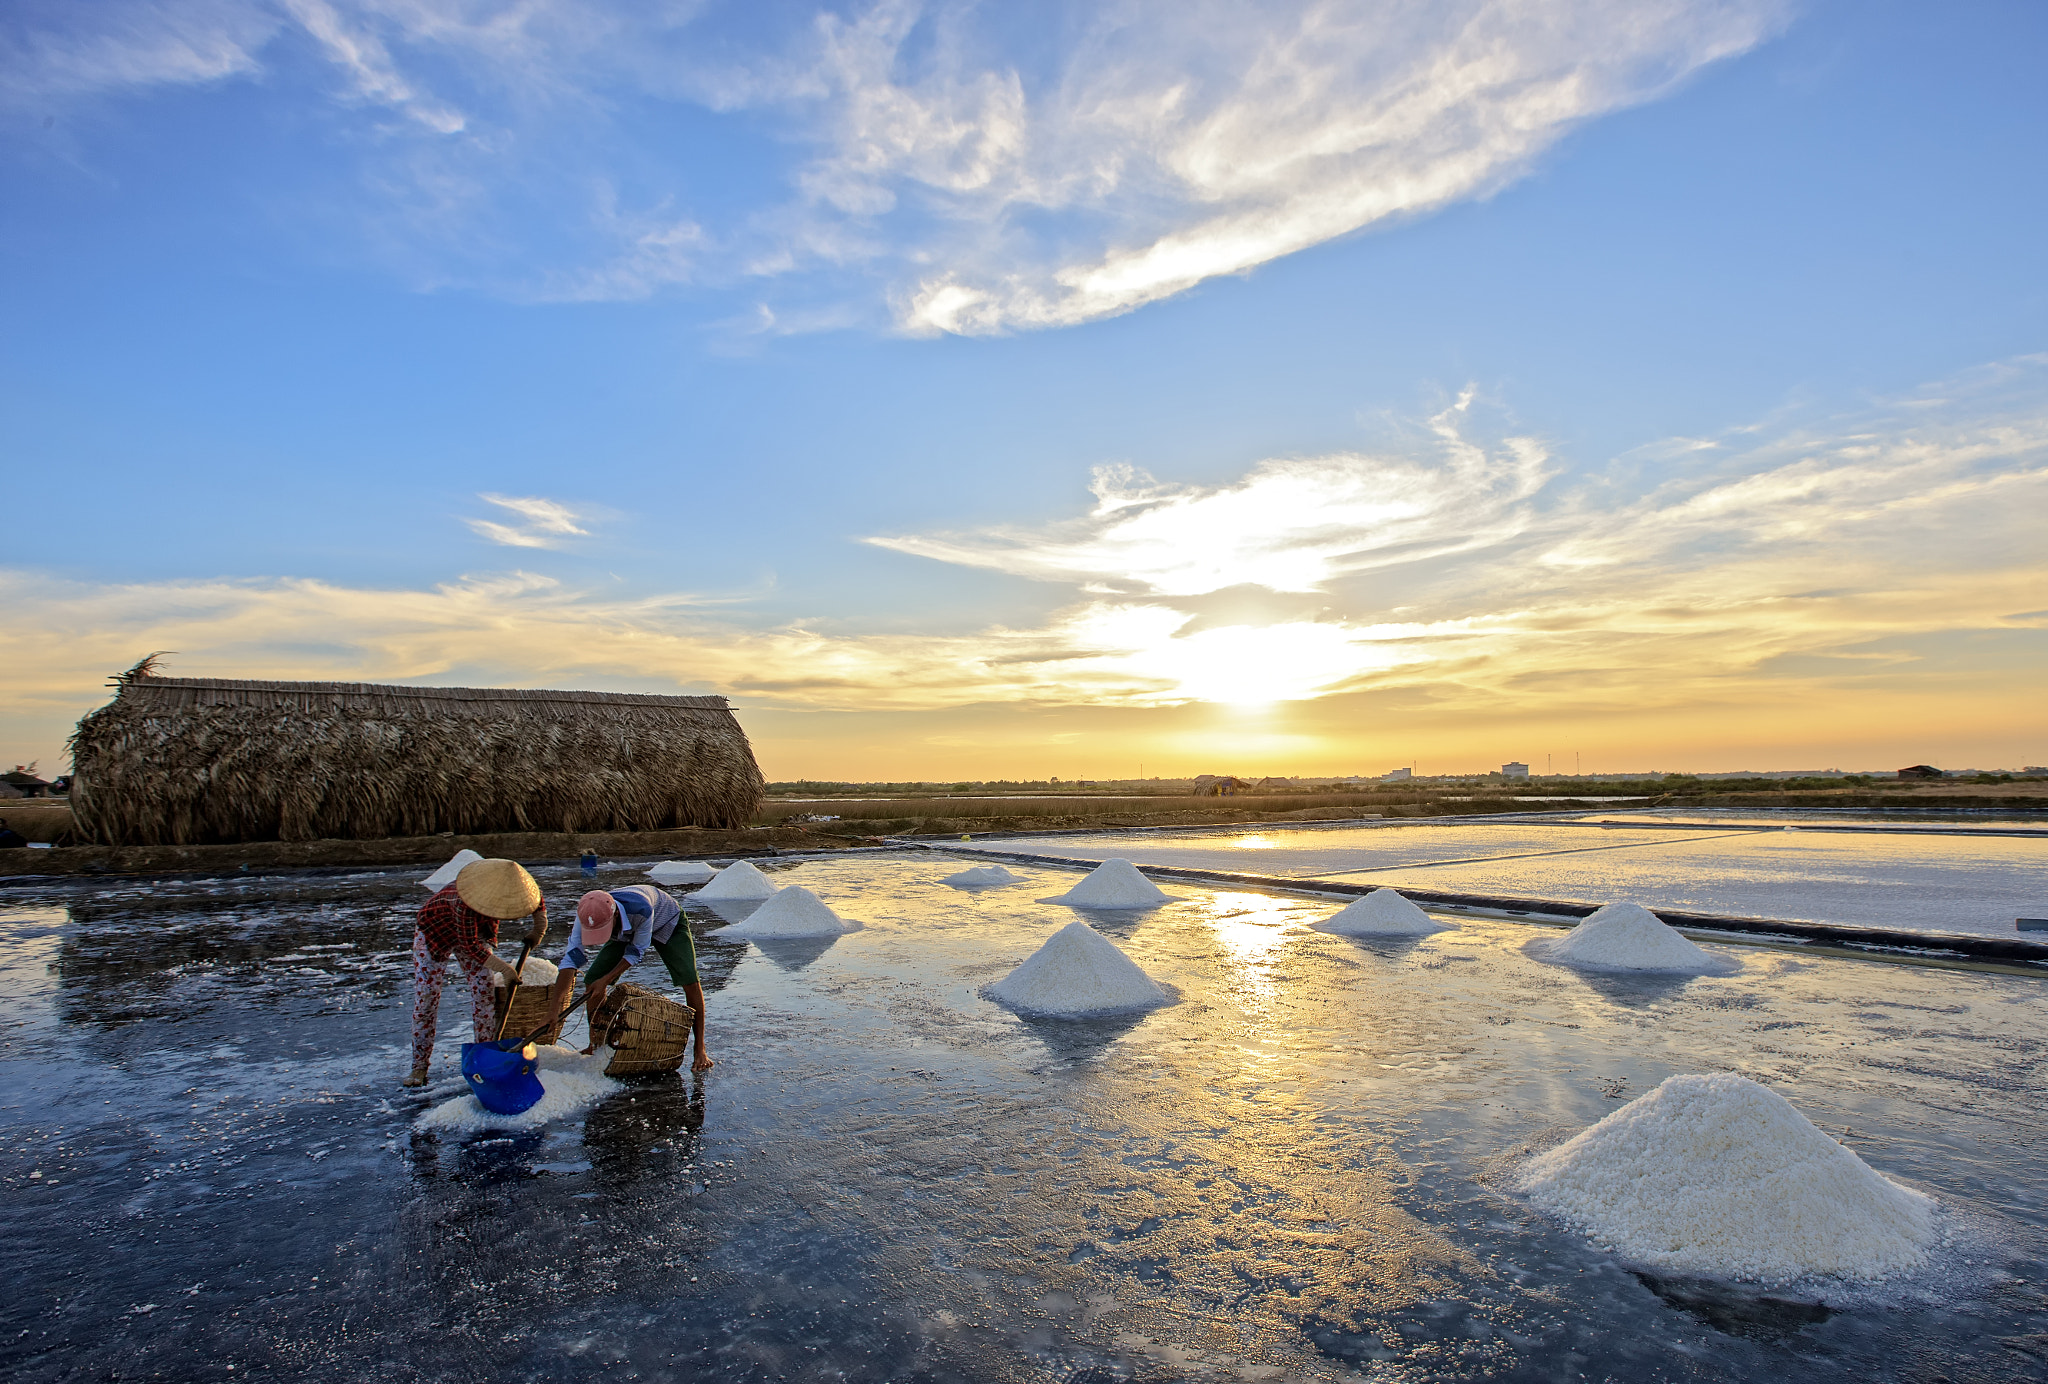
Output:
[871,391,1551,594]
[3,1,1788,326]
[6,362,2042,756]
[464,493,592,548]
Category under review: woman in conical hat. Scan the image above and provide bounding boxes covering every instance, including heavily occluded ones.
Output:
[403,858,547,1087]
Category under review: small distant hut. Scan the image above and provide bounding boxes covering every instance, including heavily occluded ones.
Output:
[1895,764,1944,781]
[67,658,764,846]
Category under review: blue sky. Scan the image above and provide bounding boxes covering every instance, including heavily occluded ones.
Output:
[3,0,2045,778]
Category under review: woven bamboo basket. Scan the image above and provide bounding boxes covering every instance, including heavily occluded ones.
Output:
[591,982,695,1077]
[490,983,565,1047]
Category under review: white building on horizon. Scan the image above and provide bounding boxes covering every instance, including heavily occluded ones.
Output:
[1502,762,1530,779]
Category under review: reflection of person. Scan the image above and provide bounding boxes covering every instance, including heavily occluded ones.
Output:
[551,885,712,1072]
[0,819,25,850]
[403,859,546,1087]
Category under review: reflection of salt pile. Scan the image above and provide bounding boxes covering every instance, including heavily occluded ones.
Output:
[1519,1073,1935,1282]
[1312,888,1449,937]
[697,860,778,900]
[420,849,483,891]
[490,955,560,988]
[1041,859,1173,908]
[943,865,1023,887]
[986,921,1170,1017]
[1538,902,1725,973]
[646,860,715,885]
[414,1044,620,1134]
[717,886,861,939]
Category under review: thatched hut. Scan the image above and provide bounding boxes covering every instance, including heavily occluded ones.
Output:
[68,659,764,846]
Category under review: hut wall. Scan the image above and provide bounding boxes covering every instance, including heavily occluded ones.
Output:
[68,675,765,846]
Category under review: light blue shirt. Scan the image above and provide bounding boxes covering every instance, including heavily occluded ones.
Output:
[560,885,682,973]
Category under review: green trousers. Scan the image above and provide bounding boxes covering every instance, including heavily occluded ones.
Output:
[586,929,700,987]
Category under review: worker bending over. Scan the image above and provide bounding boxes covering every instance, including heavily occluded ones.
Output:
[553,884,713,1072]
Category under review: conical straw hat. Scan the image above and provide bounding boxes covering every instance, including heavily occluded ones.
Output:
[455,858,542,918]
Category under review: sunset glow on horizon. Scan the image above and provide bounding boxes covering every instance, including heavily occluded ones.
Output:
[3,2,2043,779]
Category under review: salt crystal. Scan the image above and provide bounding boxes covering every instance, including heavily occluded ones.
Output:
[1040,859,1173,908]
[985,921,1170,1017]
[413,1044,619,1134]
[646,860,715,885]
[1532,902,1734,974]
[716,886,861,939]
[490,955,560,989]
[696,860,779,900]
[419,849,482,891]
[1519,1073,1935,1282]
[1312,888,1449,937]
[943,865,1023,887]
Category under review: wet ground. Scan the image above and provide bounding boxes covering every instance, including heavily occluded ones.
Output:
[1008,812,2048,936]
[2,851,2045,1383]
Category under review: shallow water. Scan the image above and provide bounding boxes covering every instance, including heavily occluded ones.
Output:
[2,854,2045,1383]
[1010,818,2048,936]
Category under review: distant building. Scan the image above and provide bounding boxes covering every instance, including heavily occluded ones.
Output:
[1195,776,1251,796]
[1382,767,1412,781]
[1,766,51,798]
[2024,767,2048,778]
[1501,762,1529,780]
[1896,765,1945,780]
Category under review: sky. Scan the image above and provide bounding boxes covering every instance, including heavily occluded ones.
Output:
[2,0,2045,781]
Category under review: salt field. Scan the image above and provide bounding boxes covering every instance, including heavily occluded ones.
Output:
[1008,813,2048,937]
[3,851,2045,1382]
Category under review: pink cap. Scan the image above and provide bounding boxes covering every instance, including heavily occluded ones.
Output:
[576,890,617,944]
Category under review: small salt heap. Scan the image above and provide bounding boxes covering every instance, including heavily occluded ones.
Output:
[646,860,716,885]
[696,860,779,901]
[1040,859,1173,908]
[1519,1073,1935,1282]
[1312,888,1449,937]
[491,955,560,989]
[414,1044,619,1135]
[420,849,483,891]
[1533,901,1733,974]
[985,921,1170,1017]
[943,865,1024,887]
[717,886,861,939]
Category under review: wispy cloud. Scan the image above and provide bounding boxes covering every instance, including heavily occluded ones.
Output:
[5,362,2043,750]
[463,493,592,548]
[2,1,1787,326]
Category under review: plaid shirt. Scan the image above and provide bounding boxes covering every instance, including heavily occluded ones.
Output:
[416,884,499,962]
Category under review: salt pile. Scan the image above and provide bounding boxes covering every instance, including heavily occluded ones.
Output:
[490,955,560,988]
[942,865,1024,887]
[414,1044,620,1135]
[420,849,483,891]
[1312,888,1449,937]
[1518,1073,1935,1282]
[716,886,861,939]
[696,860,779,900]
[985,921,1170,1017]
[1040,858,1173,908]
[1532,901,1733,974]
[646,860,715,885]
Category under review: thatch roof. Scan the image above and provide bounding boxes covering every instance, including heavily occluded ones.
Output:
[68,659,764,845]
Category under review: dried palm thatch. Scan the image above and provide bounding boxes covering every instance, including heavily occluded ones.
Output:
[591,982,695,1077]
[69,657,763,845]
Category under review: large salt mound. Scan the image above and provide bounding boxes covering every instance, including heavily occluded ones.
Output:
[1533,901,1733,974]
[420,849,483,891]
[943,865,1024,887]
[414,1044,620,1135]
[716,885,861,939]
[696,860,779,900]
[1040,858,1173,908]
[646,860,715,885]
[1312,888,1450,937]
[490,955,560,988]
[985,921,1171,1017]
[1519,1073,1935,1283]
